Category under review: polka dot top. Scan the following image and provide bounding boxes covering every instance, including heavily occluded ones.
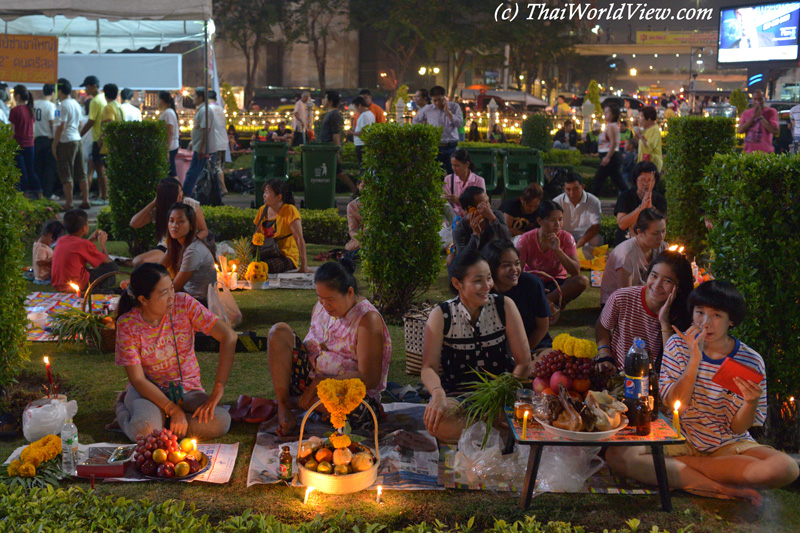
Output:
[439,294,515,395]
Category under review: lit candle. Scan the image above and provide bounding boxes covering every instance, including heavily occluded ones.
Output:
[522,410,529,439]
[304,486,314,505]
[68,282,81,300]
[673,401,681,438]
[191,439,197,452]
[44,356,53,396]
[376,485,382,504]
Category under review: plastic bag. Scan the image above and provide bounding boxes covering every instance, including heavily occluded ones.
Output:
[208,281,243,328]
[22,399,78,442]
[536,446,604,492]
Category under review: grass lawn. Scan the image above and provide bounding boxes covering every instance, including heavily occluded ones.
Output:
[3,242,800,531]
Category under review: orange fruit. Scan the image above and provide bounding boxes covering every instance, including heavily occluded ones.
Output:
[152,449,167,464]
[179,438,196,453]
[542,387,556,396]
[572,378,591,393]
[567,390,583,401]
[168,450,186,464]
[315,447,333,464]
[174,461,190,477]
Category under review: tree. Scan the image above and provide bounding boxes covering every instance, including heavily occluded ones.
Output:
[289,0,349,92]
[214,0,289,106]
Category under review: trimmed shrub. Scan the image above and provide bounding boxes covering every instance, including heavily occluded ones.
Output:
[16,195,61,245]
[542,149,583,166]
[599,214,618,247]
[663,116,736,255]
[0,126,29,388]
[703,152,800,451]
[201,205,348,245]
[96,205,114,238]
[520,114,553,152]
[730,88,748,115]
[104,121,168,255]
[457,141,529,150]
[360,123,443,316]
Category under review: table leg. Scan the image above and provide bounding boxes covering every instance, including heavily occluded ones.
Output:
[502,429,515,455]
[650,444,672,512]
[520,445,543,510]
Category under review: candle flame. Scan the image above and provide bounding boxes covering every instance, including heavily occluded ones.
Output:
[304,486,314,504]
[678,246,685,253]
[674,400,681,411]
[668,245,678,251]
[377,486,382,496]
[44,356,49,364]
[68,282,80,293]
[214,264,220,272]
[231,264,237,273]
[524,410,529,418]
[191,439,197,449]
[791,397,796,403]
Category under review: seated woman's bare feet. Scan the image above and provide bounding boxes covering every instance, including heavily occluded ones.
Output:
[685,485,763,507]
[276,405,297,436]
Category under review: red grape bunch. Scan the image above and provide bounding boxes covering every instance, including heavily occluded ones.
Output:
[133,428,200,478]
[533,350,594,380]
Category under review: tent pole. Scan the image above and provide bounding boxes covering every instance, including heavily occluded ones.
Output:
[204,20,209,170]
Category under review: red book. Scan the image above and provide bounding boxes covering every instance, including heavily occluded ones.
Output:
[711,358,764,397]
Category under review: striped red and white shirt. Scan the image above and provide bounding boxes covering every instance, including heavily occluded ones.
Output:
[660,335,767,452]
[600,285,662,370]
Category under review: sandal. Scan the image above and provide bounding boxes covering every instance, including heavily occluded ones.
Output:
[229,395,252,422]
[243,397,277,424]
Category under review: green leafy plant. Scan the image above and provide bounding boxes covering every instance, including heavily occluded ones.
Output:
[729,89,748,116]
[663,116,735,256]
[599,215,618,246]
[221,82,239,115]
[0,458,66,489]
[587,80,602,111]
[49,307,108,352]
[15,194,61,245]
[520,114,553,152]
[457,142,530,151]
[542,149,583,166]
[360,123,444,316]
[460,371,523,449]
[703,152,800,451]
[104,121,167,255]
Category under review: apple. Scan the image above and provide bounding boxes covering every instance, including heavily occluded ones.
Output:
[157,462,175,478]
[184,454,201,474]
[141,459,158,476]
[533,377,550,394]
[550,371,573,392]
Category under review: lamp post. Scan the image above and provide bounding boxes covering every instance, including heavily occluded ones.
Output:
[688,47,704,115]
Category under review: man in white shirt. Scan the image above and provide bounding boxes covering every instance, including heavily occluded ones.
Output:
[182,88,212,197]
[0,83,9,124]
[292,92,310,147]
[119,88,142,122]
[412,85,463,174]
[553,174,603,256]
[51,78,89,210]
[34,83,59,199]
[208,90,229,196]
[351,95,374,171]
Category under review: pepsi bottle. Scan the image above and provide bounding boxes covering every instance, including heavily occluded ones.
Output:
[624,338,649,424]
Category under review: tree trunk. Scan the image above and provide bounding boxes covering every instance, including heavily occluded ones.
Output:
[242,44,253,110]
[449,51,468,99]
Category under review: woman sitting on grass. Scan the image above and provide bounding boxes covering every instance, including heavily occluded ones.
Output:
[160,202,217,306]
[253,179,310,274]
[267,259,391,436]
[114,263,236,442]
[606,281,799,505]
[595,250,693,374]
[129,177,208,268]
[422,250,531,443]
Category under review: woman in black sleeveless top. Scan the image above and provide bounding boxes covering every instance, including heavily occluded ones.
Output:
[421,250,531,443]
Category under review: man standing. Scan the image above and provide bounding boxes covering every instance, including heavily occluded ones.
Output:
[738,90,778,154]
[553,174,603,256]
[78,75,107,202]
[34,83,59,199]
[352,89,385,124]
[52,78,89,210]
[413,88,429,112]
[317,90,357,194]
[413,85,463,175]
[351,96,375,170]
[119,89,142,121]
[0,83,9,123]
[635,106,663,172]
[208,90,229,196]
[98,84,123,201]
[292,92,310,147]
[182,88,213,197]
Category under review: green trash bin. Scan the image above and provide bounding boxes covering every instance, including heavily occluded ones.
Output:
[301,143,339,210]
[252,141,290,209]
[461,147,499,192]
[502,148,544,201]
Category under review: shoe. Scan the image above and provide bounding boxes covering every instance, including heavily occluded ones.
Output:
[90,199,106,206]
[79,202,91,209]
[229,394,252,422]
[49,195,61,201]
[242,397,277,424]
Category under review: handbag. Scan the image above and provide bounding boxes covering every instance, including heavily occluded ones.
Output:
[254,207,292,259]
[194,158,223,206]
[147,313,186,406]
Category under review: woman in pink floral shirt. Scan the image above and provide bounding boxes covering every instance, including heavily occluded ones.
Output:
[268,259,392,436]
[114,263,237,442]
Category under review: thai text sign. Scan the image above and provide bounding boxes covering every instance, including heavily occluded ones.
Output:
[0,35,58,83]
[636,31,717,46]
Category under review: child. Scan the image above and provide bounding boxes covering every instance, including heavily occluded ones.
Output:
[32,220,64,285]
[50,209,118,293]
[606,280,799,505]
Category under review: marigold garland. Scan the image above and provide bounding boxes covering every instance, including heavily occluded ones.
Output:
[329,433,352,449]
[6,434,62,478]
[551,333,597,359]
[317,378,366,430]
[252,232,265,247]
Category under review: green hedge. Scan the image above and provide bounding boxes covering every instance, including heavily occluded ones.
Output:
[16,195,61,245]
[599,214,618,247]
[0,126,28,388]
[520,114,553,152]
[703,152,800,451]
[542,149,583,166]
[663,116,736,255]
[457,141,529,151]
[105,121,168,255]
[361,123,444,316]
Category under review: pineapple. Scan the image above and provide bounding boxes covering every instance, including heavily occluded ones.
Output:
[231,236,253,267]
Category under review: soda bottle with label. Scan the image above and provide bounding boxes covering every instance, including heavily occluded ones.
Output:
[279,446,292,481]
[624,337,649,422]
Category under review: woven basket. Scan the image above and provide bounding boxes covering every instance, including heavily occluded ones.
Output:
[296,399,380,494]
[528,270,563,325]
[81,271,125,353]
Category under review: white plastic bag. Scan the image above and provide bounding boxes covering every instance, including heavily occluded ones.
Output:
[207,281,242,328]
[22,399,78,442]
[536,446,604,493]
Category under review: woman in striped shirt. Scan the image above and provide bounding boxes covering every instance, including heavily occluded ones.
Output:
[606,281,798,505]
[421,250,531,443]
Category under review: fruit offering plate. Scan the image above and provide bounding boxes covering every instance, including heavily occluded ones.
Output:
[534,416,628,441]
[142,451,211,482]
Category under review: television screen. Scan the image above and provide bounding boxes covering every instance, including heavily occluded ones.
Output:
[718,2,800,64]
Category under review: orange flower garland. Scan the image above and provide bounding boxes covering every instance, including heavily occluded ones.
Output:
[317,378,366,430]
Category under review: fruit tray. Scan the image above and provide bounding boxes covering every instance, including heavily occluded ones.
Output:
[142,451,210,481]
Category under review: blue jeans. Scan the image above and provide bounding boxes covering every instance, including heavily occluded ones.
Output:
[182,152,214,197]
[15,146,42,196]
[168,148,178,178]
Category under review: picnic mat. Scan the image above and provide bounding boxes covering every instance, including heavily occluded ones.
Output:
[247,402,441,490]
[4,442,238,484]
[26,292,119,342]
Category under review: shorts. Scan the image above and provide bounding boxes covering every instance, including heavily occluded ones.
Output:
[658,438,772,458]
[91,142,106,165]
[156,244,167,253]
[543,277,567,293]
[215,151,226,173]
[288,333,383,430]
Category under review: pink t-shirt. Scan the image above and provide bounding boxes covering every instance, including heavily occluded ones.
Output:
[304,298,392,400]
[518,228,577,280]
[115,293,218,391]
[740,107,778,154]
[32,241,54,281]
[50,234,107,291]
[443,171,486,216]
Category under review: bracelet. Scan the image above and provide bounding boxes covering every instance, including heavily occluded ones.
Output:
[597,345,611,352]
[595,355,615,365]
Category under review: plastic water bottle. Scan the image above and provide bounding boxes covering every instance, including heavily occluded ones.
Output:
[624,338,649,424]
[54,101,62,128]
[61,418,78,475]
